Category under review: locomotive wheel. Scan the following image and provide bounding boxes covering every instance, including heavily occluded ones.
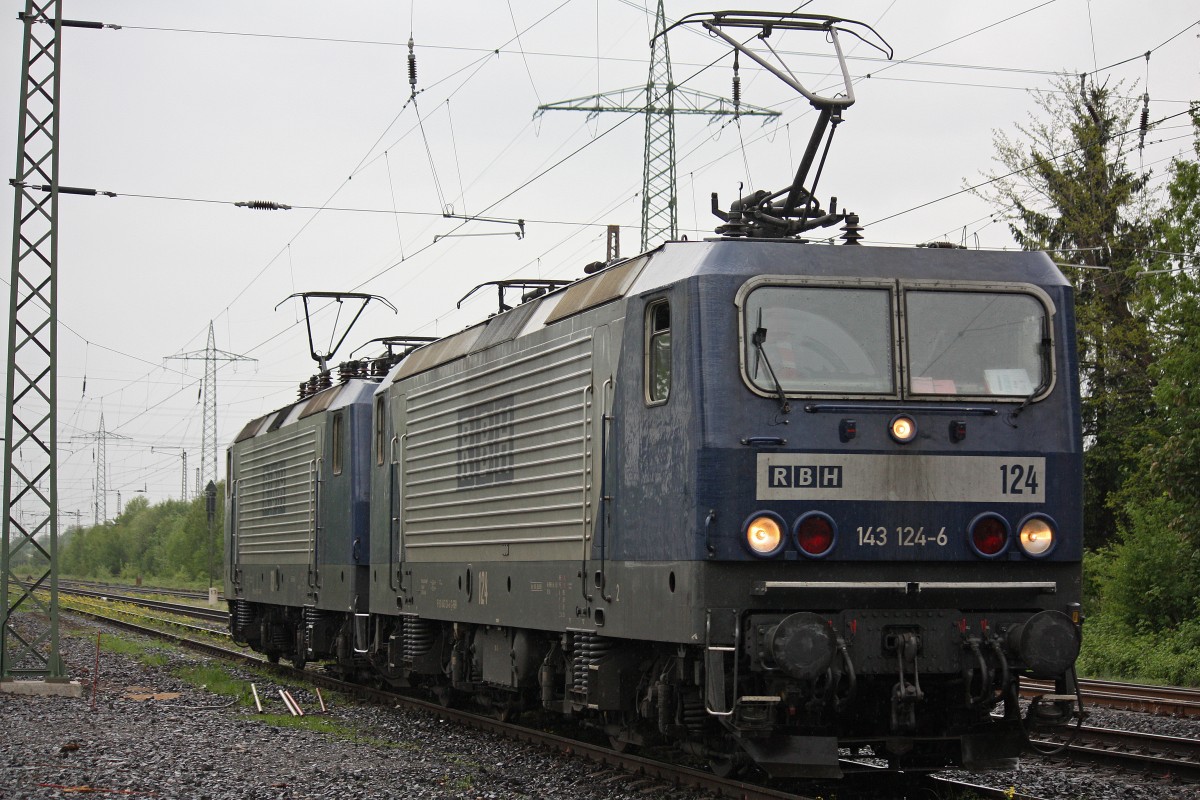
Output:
[432,684,457,708]
[487,693,515,721]
[707,754,742,779]
[266,653,280,664]
[291,655,307,670]
[607,735,637,754]
[605,711,640,753]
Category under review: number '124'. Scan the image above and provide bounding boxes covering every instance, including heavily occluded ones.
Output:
[1000,464,1039,495]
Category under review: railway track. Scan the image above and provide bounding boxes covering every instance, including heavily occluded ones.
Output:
[1024,677,1200,718]
[40,583,1200,797]
[1031,724,1200,783]
[58,584,227,624]
[48,582,231,642]
[57,599,825,800]
[59,578,222,604]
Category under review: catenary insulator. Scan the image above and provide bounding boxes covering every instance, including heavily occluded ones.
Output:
[732,51,741,114]
[1138,94,1150,149]
[235,200,292,211]
[408,37,418,93]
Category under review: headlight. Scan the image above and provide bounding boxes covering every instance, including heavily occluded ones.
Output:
[890,414,917,443]
[1018,515,1056,557]
[743,513,785,557]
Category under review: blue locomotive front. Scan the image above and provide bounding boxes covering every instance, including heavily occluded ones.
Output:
[593,239,1083,774]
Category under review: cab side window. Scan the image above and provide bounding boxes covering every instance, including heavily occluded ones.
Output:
[374,395,386,466]
[646,300,671,405]
[332,411,344,475]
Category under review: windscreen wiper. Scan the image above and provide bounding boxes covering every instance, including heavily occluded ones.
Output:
[1007,335,1052,426]
[752,325,791,415]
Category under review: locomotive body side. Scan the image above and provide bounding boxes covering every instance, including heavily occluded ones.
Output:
[362,258,648,691]
[226,378,375,667]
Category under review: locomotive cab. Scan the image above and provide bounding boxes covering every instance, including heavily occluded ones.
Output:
[602,240,1085,774]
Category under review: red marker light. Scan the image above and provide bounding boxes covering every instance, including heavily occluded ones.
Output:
[970,514,1009,557]
[795,513,836,557]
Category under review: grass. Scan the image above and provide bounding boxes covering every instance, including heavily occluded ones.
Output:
[96,632,173,668]
[167,660,395,743]
[174,662,253,702]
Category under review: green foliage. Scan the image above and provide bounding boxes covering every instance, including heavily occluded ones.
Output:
[1098,104,1200,636]
[173,663,255,705]
[1078,612,1200,686]
[979,76,1155,550]
[98,634,173,668]
[1104,495,1200,629]
[982,89,1200,683]
[59,484,225,585]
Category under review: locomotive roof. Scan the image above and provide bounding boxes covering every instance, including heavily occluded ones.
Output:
[382,240,1068,386]
[233,378,377,444]
[629,239,1069,293]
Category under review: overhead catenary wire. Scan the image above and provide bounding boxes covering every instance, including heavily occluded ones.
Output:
[36,6,1200,508]
[198,0,576,341]
[870,115,1197,229]
[40,2,1194,378]
[104,12,1200,91]
[506,0,543,106]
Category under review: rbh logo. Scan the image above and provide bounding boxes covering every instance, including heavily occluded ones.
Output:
[768,464,844,489]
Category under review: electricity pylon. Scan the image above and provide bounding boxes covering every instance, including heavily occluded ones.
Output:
[71,411,129,525]
[2,0,66,681]
[537,0,778,251]
[4,1,112,683]
[166,322,255,491]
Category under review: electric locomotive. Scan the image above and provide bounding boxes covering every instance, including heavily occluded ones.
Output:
[225,11,1083,778]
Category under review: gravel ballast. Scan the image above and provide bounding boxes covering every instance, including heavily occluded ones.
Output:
[1,618,710,800]
[3,617,1199,799]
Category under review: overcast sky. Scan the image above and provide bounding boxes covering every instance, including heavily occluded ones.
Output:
[2,0,1197,525]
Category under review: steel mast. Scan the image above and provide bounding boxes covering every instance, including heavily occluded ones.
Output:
[2,0,65,682]
[165,321,255,491]
[537,0,779,252]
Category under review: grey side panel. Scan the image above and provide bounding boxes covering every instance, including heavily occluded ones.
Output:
[402,330,594,563]
[234,424,320,566]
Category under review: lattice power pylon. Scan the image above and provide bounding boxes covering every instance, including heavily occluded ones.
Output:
[2,0,65,680]
[3,0,112,686]
[641,0,675,253]
[538,0,778,252]
[71,411,128,525]
[166,322,255,491]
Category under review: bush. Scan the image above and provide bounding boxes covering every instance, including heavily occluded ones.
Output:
[1079,612,1200,686]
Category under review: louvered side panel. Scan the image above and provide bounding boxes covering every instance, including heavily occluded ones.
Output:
[402,332,592,562]
[235,425,319,564]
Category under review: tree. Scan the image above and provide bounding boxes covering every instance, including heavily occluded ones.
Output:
[1101,104,1200,629]
[58,484,225,585]
[979,75,1155,550]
